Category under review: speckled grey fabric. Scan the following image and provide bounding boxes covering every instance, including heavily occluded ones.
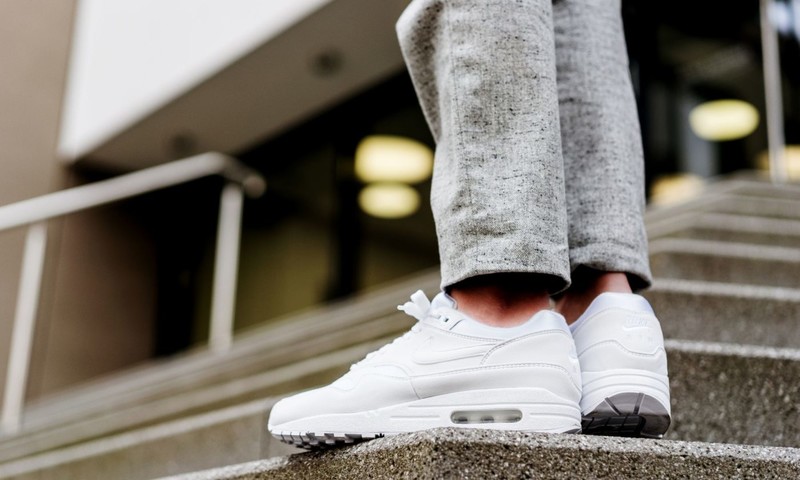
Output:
[396,0,651,291]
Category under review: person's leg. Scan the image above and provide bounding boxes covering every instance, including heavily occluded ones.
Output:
[449,273,552,326]
[398,0,571,323]
[550,0,670,438]
[267,0,584,447]
[551,0,650,325]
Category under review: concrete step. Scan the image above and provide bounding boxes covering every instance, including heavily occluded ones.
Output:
[644,279,800,348]
[649,238,800,288]
[645,177,800,226]
[15,272,438,440]
[0,399,289,480]
[715,177,800,201]
[0,340,387,465]
[710,196,800,220]
[156,429,800,480]
[665,340,800,447]
[0,339,797,479]
[649,213,800,249]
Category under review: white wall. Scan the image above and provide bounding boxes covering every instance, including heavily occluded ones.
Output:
[58,0,331,161]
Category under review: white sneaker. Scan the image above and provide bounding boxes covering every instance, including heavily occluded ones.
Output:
[268,290,582,448]
[569,293,671,438]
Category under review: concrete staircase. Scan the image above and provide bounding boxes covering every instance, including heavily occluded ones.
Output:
[0,173,799,479]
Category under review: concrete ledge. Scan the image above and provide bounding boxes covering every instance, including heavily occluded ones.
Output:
[650,213,800,249]
[712,196,800,220]
[157,428,800,480]
[16,272,437,443]
[0,399,293,480]
[649,238,800,288]
[666,340,800,447]
[0,340,386,464]
[645,279,800,348]
[646,185,800,226]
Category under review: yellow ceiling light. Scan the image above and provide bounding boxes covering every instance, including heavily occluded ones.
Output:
[756,145,800,181]
[358,183,420,219]
[355,135,433,184]
[649,173,706,206]
[688,99,760,141]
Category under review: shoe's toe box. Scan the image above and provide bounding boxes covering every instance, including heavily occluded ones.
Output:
[268,371,418,431]
[268,388,325,429]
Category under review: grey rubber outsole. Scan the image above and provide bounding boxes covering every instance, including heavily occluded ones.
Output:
[581,392,671,438]
[274,426,583,449]
[274,431,385,449]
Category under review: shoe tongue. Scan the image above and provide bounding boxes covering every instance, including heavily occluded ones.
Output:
[431,291,456,310]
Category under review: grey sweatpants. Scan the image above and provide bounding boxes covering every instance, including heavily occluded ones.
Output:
[396,0,651,292]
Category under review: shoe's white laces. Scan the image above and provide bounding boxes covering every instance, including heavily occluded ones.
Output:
[350,291,432,370]
[397,289,431,322]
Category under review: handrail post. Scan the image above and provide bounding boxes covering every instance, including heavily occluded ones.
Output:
[760,0,787,184]
[209,182,244,354]
[2,222,48,434]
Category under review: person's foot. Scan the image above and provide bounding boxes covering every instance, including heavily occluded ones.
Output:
[268,290,582,448]
[569,292,671,438]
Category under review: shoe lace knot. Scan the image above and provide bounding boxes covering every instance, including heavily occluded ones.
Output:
[397,289,432,322]
[349,291,433,371]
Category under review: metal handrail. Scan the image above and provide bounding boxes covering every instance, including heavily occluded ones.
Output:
[0,152,266,435]
[0,152,264,230]
[760,0,787,184]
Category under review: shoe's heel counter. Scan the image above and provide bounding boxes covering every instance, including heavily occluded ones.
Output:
[483,329,582,395]
[574,308,668,376]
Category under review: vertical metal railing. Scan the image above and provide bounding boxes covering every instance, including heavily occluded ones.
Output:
[760,0,788,184]
[209,183,245,354]
[0,153,264,434]
[1,223,48,434]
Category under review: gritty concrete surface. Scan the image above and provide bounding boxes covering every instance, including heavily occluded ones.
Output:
[645,279,800,348]
[666,340,800,447]
[157,428,800,480]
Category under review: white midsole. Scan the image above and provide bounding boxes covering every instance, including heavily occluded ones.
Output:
[269,387,581,436]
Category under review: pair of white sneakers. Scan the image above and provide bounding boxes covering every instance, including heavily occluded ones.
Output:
[268,290,671,448]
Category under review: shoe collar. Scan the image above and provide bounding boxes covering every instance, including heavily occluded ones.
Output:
[398,290,570,339]
[569,292,654,333]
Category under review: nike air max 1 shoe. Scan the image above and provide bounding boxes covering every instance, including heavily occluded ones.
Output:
[570,292,671,438]
[268,290,582,448]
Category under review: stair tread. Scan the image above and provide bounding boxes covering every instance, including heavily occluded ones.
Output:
[155,428,800,480]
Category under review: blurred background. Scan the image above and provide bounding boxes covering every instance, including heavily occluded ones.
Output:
[0,0,797,402]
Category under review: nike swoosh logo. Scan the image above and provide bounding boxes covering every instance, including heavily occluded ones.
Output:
[412,341,494,365]
[622,325,652,332]
[622,316,653,331]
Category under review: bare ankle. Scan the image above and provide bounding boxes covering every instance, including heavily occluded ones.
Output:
[449,273,554,327]
[555,269,632,324]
